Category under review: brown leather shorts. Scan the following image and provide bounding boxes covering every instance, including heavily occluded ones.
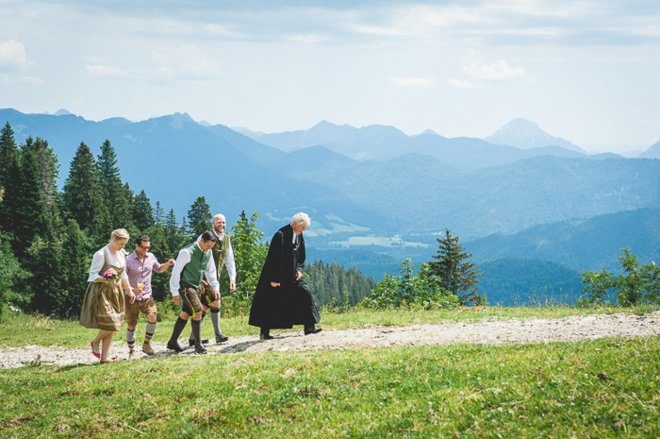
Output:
[125,296,157,326]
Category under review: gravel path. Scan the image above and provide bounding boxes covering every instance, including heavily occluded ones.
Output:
[1,312,658,369]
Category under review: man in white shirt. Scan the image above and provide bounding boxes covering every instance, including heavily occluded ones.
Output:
[166,231,220,354]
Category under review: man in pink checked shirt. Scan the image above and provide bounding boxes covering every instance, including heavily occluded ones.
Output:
[124,234,175,357]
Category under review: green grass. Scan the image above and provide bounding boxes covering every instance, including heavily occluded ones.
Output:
[0,337,657,437]
[0,305,656,348]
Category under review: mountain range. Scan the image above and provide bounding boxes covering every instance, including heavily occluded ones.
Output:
[1,107,658,303]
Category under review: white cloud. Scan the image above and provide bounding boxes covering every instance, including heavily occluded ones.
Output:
[0,40,32,71]
[462,55,525,80]
[85,64,131,79]
[389,77,434,87]
[19,75,43,86]
[286,34,328,44]
[85,45,220,82]
[447,78,475,90]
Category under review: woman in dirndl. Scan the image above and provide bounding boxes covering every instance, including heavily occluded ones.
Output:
[80,228,136,364]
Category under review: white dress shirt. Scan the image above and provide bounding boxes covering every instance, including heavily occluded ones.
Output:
[213,230,237,282]
[87,245,129,282]
[169,241,220,297]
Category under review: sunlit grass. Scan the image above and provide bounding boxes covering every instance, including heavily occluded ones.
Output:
[0,337,657,437]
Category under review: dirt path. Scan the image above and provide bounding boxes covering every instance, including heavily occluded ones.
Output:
[1,312,658,369]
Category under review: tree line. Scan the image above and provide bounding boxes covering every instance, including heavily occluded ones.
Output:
[0,123,377,318]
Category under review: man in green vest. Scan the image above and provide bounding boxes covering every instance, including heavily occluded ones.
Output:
[188,213,237,346]
[166,231,220,354]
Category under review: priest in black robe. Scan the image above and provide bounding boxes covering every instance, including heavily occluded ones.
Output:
[249,212,321,339]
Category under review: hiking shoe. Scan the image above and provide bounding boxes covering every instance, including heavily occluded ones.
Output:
[166,340,184,353]
[188,338,209,347]
[142,342,155,356]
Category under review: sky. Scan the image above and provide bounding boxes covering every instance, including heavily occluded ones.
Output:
[0,0,658,153]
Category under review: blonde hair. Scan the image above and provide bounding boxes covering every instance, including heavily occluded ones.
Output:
[110,228,130,242]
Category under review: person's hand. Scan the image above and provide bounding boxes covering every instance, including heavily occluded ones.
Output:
[172,296,180,305]
[270,282,281,287]
[295,271,303,281]
[167,259,175,266]
[212,290,220,300]
[128,290,136,304]
[229,281,236,293]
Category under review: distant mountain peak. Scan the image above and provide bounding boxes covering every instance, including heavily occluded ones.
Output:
[418,128,442,137]
[54,108,73,116]
[639,140,660,159]
[486,118,585,153]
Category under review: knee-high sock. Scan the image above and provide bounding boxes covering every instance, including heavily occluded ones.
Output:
[189,311,206,343]
[126,328,135,349]
[169,317,188,343]
[144,322,156,344]
[210,307,221,336]
[191,319,202,345]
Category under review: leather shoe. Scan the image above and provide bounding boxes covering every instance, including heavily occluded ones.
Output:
[259,333,274,340]
[304,327,323,335]
[188,338,209,347]
[216,333,229,343]
[194,343,207,354]
[166,340,184,352]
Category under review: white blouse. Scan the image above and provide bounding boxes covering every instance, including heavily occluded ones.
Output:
[87,245,129,282]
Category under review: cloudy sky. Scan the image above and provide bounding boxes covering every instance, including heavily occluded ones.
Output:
[0,0,658,152]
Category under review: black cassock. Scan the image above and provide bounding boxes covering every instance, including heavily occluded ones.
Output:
[249,224,320,329]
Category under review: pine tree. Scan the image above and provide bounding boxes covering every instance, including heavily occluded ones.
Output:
[56,220,91,317]
[428,229,482,305]
[97,140,133,230]
[62,142,106,232]
[165,209,187,254]
[154,201,165,225]
[132,190,155,231]
[0,134,20,233]
[13,141,50,258]
[0,122,17,194]
[186,196,211,238]
[28,235,63,315]
[228,211,268,309]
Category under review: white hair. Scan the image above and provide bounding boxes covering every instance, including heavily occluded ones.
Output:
[291,212,311,227]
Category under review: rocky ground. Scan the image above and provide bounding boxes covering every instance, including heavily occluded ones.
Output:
[1,312,658,369]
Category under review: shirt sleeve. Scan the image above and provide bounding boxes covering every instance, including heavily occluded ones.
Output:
[87,250,105,282]
[169,248,191,297]
[205,253,221,292]
[225,240,236,282]
[151,253,163,272]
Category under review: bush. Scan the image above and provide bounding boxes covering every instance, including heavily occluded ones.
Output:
[580,248,659,306]
[360,259,461,310]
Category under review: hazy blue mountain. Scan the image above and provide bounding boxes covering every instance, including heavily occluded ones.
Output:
[202,123,285,166]
[278,152,660,238]
[639,140,660,159]
[486,117,585,152]
[0,108,385,234]
[252,119,591,169]
[478,258,584,305]
[466,207,660,271]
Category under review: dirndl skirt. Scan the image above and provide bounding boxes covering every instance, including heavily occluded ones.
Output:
[79,281,125,331]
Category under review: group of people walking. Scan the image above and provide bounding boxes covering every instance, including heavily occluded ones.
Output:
[80,212,321,363]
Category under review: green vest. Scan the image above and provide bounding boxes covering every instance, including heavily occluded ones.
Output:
[181,242,212,288]
[211,233,231,276]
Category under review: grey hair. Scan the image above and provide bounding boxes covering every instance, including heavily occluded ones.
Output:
[291,212,311,227]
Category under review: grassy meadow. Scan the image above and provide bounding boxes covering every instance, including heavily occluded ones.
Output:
[0,336,658,437]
